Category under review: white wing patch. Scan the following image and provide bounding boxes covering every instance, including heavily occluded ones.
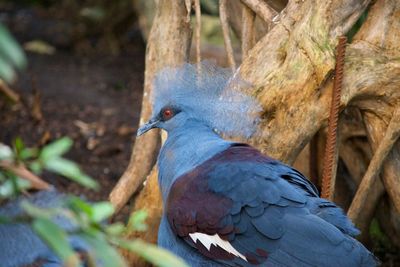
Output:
[189,232,248,262]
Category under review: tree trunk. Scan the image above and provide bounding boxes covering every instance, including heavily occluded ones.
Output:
[121,168,162,266]
[117,0,400,265]
[115,0,192,265]
[109,0,192,212]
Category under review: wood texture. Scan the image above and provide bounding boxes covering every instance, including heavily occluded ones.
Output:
[353,0,400,213]
[240,0,390,163]
[120,1,400,264]
[220,0,236,71]
[348,108,400,221]
[119,1,192,265]
[240,0,278,23]
[109,0,192,212]
[241,4,256,57]
[122,168,161,267]
[194,0,202,64]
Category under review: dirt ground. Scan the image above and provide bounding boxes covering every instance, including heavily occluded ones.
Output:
[0,48,145,212]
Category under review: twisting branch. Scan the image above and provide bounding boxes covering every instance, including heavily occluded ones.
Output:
[0,161,50,190]
[321,36,347,200]
[353,0,400,215]
[184,0,192,23]
[348,107,400,221]
[241,4,256,58]
[194,0,201,64]
[0,79,20,103]
[219,0,236,71]
[240,0,278,23]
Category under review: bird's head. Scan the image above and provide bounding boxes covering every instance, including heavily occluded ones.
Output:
[137,61,261,138]
[136,104,185,135]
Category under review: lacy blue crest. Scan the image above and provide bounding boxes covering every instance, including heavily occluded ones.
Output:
[152,61,261,138]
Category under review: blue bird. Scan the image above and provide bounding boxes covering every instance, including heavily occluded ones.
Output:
[0,189,88,267]
[137,62,378,267]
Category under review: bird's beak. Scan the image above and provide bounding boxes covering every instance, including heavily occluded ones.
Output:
[137,118,159,137]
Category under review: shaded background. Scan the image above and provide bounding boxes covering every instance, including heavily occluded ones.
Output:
[0,0,145,218]
[0,0,399,266]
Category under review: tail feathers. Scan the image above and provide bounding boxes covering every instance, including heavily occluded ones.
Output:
[343,237,380,267]
[268,237,380,267]
[351,239,380,267]
[362,252,381,267]
[308,197,360,236]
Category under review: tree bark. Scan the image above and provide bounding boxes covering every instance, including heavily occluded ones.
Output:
[348,108,400,222]
[122,168,162,267]
[240,0,372,163]
[352,0,400,213]
[109,0,192,212]
[118,1,192,265]
[120,0,400,265]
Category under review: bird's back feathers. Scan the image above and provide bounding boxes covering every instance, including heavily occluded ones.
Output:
[165,144,377,266]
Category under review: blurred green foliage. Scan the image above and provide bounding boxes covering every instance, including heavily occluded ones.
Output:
[0,23,27,83]
[0,138,188,267]
[369,218,397,257]
[200,0,219,16]
[0,137,98,198]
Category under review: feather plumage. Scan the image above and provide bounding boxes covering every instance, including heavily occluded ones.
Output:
[143,62,379,266]
[165,144,377,266]
[152,61,261,138]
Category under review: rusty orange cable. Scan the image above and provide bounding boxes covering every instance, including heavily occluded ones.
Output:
[321,36,347,200]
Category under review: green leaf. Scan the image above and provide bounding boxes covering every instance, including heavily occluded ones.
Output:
[128,210,148,232]
[0,23,27,69]
[29,160,43,174]
[0,57,16,83]
[80,7,106,21]
[21,200,54,219]
[32,218,80,266]
[0,178,30,198]
[14,137,25,154]
[40,137,73,161]
[20,147,38,160]
[67,196,93,216]
[44,157,98,190]
[105,222,125,236]
[23,40,55,55]
[91,202,114,222]
[82,233,127,267]
[67,198,114,223]
[0,143,13,160]
[116,239,189,267]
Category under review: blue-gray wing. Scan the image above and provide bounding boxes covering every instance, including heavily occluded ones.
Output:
[275,162,360,236]
[167,144,378,266]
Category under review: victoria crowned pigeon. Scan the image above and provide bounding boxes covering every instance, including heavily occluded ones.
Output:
[137,62,378,267]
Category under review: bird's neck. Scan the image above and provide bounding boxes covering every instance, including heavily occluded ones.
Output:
[158,122,231,201]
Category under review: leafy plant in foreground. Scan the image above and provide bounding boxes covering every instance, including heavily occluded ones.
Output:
[0,23,27,83]
[0,137,188,267]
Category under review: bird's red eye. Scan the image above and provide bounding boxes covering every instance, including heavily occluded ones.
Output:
[163,108,173,119]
